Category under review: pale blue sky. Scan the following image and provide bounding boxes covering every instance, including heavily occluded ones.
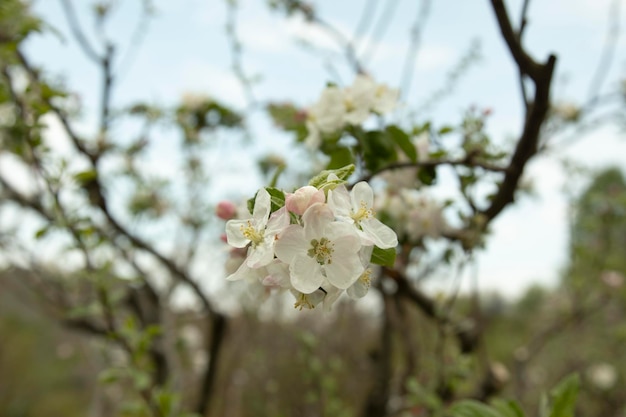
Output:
[23,0,626,297]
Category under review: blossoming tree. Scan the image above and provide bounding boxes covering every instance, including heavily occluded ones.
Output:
[0,0,623,416]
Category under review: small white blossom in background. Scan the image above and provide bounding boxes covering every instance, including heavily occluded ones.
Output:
[219,173,398,311]
[380,189,448,242]
[304,75,399,149]
[586,362,618,390]
[601,270,624,288]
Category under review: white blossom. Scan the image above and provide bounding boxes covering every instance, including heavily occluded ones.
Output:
[328,182,398,249]
[275,203,364,293]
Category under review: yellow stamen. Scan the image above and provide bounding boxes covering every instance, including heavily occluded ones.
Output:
[294,293,315,310]
[240,220,264,246]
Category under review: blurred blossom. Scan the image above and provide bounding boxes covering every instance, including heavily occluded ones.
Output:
[216,200,237,220]
[380,189,447,242]
[601,270,624,288]
[586,363,618,390]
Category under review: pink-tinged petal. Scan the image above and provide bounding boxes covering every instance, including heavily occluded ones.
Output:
[263,261,291,288]
[266,206,290,236]
[274,225,307,264]
[361,218,398,249]
[290,255,324,294]
[351,181,374,210]
[225,219,250,248]
[252,188,271,225]
[302,203,334,239]
[246,241,274,268]
[324,252,364,289]
[285,186,325,215]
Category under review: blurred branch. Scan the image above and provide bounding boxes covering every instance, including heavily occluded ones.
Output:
[225,0,257,110]
[360,0,400,64]
[388,268,480,355]
[352,0,377,49]
[59,0,101,63]
[356,154,509,184]
[398,0,431,100]
[585,0,621,104]
[361,274,393,417]
[516,0,531,108]
[480,0,556,222]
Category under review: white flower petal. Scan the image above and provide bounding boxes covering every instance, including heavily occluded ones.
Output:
[252,188,271,225]
[266,206,290,235]
[226,261,253,281]
[361,218,398,249]
[290,255,324,293]
[347,277,369,299]
[302,203,334,239]
[351,181,374,210]
[225,219,250,248]
[324,251,363,289]
[275,225,306,264]
[327,186,352,220]
[245,240,274,268]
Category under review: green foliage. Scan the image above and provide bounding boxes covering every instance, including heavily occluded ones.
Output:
[370,246,396,267]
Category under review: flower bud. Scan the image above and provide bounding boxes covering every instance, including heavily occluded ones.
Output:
[285,185,325,215]
[216,201,236,220]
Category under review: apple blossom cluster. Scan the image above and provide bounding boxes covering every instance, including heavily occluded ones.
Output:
[220,177,398,311]
[304,75,399,148]
[379,189,449,242]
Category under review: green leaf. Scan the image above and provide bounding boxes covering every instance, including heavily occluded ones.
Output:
[265,187,286,212]
[418,165,437,185]
[438,125,454,135]
[386,125,416,162]
[98,368,124,384]
[73,169,98,185]
[370,246,396,267]
[308,164,355,189]
[450,400,504,417]
[547,374,579,417]
[34,226,49,239]
[362,130,397,171]
[327,147,353,169]
[491,399,525,417]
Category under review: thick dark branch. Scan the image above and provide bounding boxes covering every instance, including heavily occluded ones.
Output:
[196,312,227,415]
[489,0,542,81]
[481,0,557,222]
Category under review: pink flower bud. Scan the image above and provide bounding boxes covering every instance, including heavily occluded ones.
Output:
[220,233,228,243]
[216,201,236,220]
[285,185,325,215]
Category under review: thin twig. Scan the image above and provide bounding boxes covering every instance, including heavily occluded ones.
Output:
[59,0,101,63]
[398,0,431,101]
[585,0,621,104]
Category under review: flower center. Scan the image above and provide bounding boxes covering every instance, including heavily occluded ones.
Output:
[240,221,264,246]
[351,200,374,223]
[307,237,334,265]
[294,293,315,310]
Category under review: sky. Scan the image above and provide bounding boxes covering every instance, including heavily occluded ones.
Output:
[20,0,626,298]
